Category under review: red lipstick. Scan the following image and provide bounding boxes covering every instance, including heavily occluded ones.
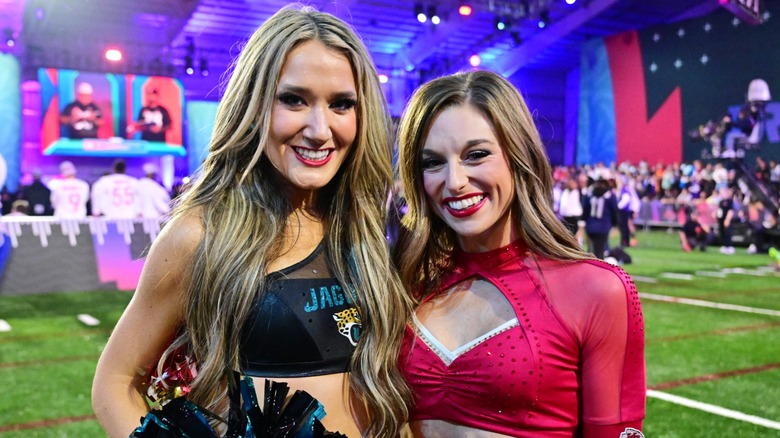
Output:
[293,147,333,167]
[443,195,486,218]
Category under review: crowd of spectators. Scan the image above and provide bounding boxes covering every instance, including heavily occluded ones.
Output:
[5,154,780,261]
[551,156,780,257]
[1,160,173,220]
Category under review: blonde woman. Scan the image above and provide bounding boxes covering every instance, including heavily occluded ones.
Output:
[92,5,412,437]
[395,70,645,437]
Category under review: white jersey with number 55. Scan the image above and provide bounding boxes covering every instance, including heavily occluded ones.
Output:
[91,173,139,219]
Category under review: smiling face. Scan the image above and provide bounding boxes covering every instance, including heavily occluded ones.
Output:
[265,39,358,202]
[421,104,515,252]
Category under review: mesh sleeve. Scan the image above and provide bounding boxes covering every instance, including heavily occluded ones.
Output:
[539,259,646,434]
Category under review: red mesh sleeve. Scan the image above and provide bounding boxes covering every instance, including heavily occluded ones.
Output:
[538,259,646,434]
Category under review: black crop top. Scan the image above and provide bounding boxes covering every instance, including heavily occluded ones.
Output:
[238,241,360,378]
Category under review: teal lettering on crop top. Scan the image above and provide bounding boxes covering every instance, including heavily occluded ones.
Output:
[239,241,361,378]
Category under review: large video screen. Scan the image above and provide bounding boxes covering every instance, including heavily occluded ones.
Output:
[39,68,186,157]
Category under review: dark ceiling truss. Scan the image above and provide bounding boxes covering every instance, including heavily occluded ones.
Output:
[8,0,719,87]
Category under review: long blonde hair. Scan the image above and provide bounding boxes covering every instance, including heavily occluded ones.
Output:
[161,5,412,436]
[396,70,590,294]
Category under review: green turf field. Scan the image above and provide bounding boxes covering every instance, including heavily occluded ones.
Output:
[0,230,778,436]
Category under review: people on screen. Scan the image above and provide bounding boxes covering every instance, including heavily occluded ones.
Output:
[132,88,171,142]
[59,82,104,139]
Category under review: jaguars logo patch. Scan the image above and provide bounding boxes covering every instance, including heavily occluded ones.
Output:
[333,308,361,346]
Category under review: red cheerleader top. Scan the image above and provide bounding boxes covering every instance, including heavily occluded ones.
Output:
[399,241,646,437]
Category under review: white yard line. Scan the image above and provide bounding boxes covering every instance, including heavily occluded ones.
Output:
[743,270,770,276]
[631,275,658,283]
[647,390,780,430]
[721,267,748,274]
[656,265,773,281]
[660,272,694,280]
[695,271,728,278]
[639,293,780,317]
[721,267,767,276]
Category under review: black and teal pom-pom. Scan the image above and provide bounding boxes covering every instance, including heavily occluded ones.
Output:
[242,379,346,438]
[131,378,346,438]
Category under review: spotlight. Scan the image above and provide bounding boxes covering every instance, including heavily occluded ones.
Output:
[428,6,440,25]
[200,57,209,76]
[469,54,481,67]
[184,55,194,75]
[405,63,415,72]
[415,3,427,23]
[495,16,509,31]
[378,74,389,84]
[458,3,472,16]
[4,28,14,47]
[105,48,122,62]
[184,36,196,75]
[538,9,550,28]
[566,0,576,4]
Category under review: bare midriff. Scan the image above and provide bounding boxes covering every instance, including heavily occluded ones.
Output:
[410,420,515,438]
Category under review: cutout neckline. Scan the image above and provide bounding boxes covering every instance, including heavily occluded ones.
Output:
[411,313,519,366]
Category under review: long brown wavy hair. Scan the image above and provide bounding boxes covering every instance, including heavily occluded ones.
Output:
[159,5,413,436]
